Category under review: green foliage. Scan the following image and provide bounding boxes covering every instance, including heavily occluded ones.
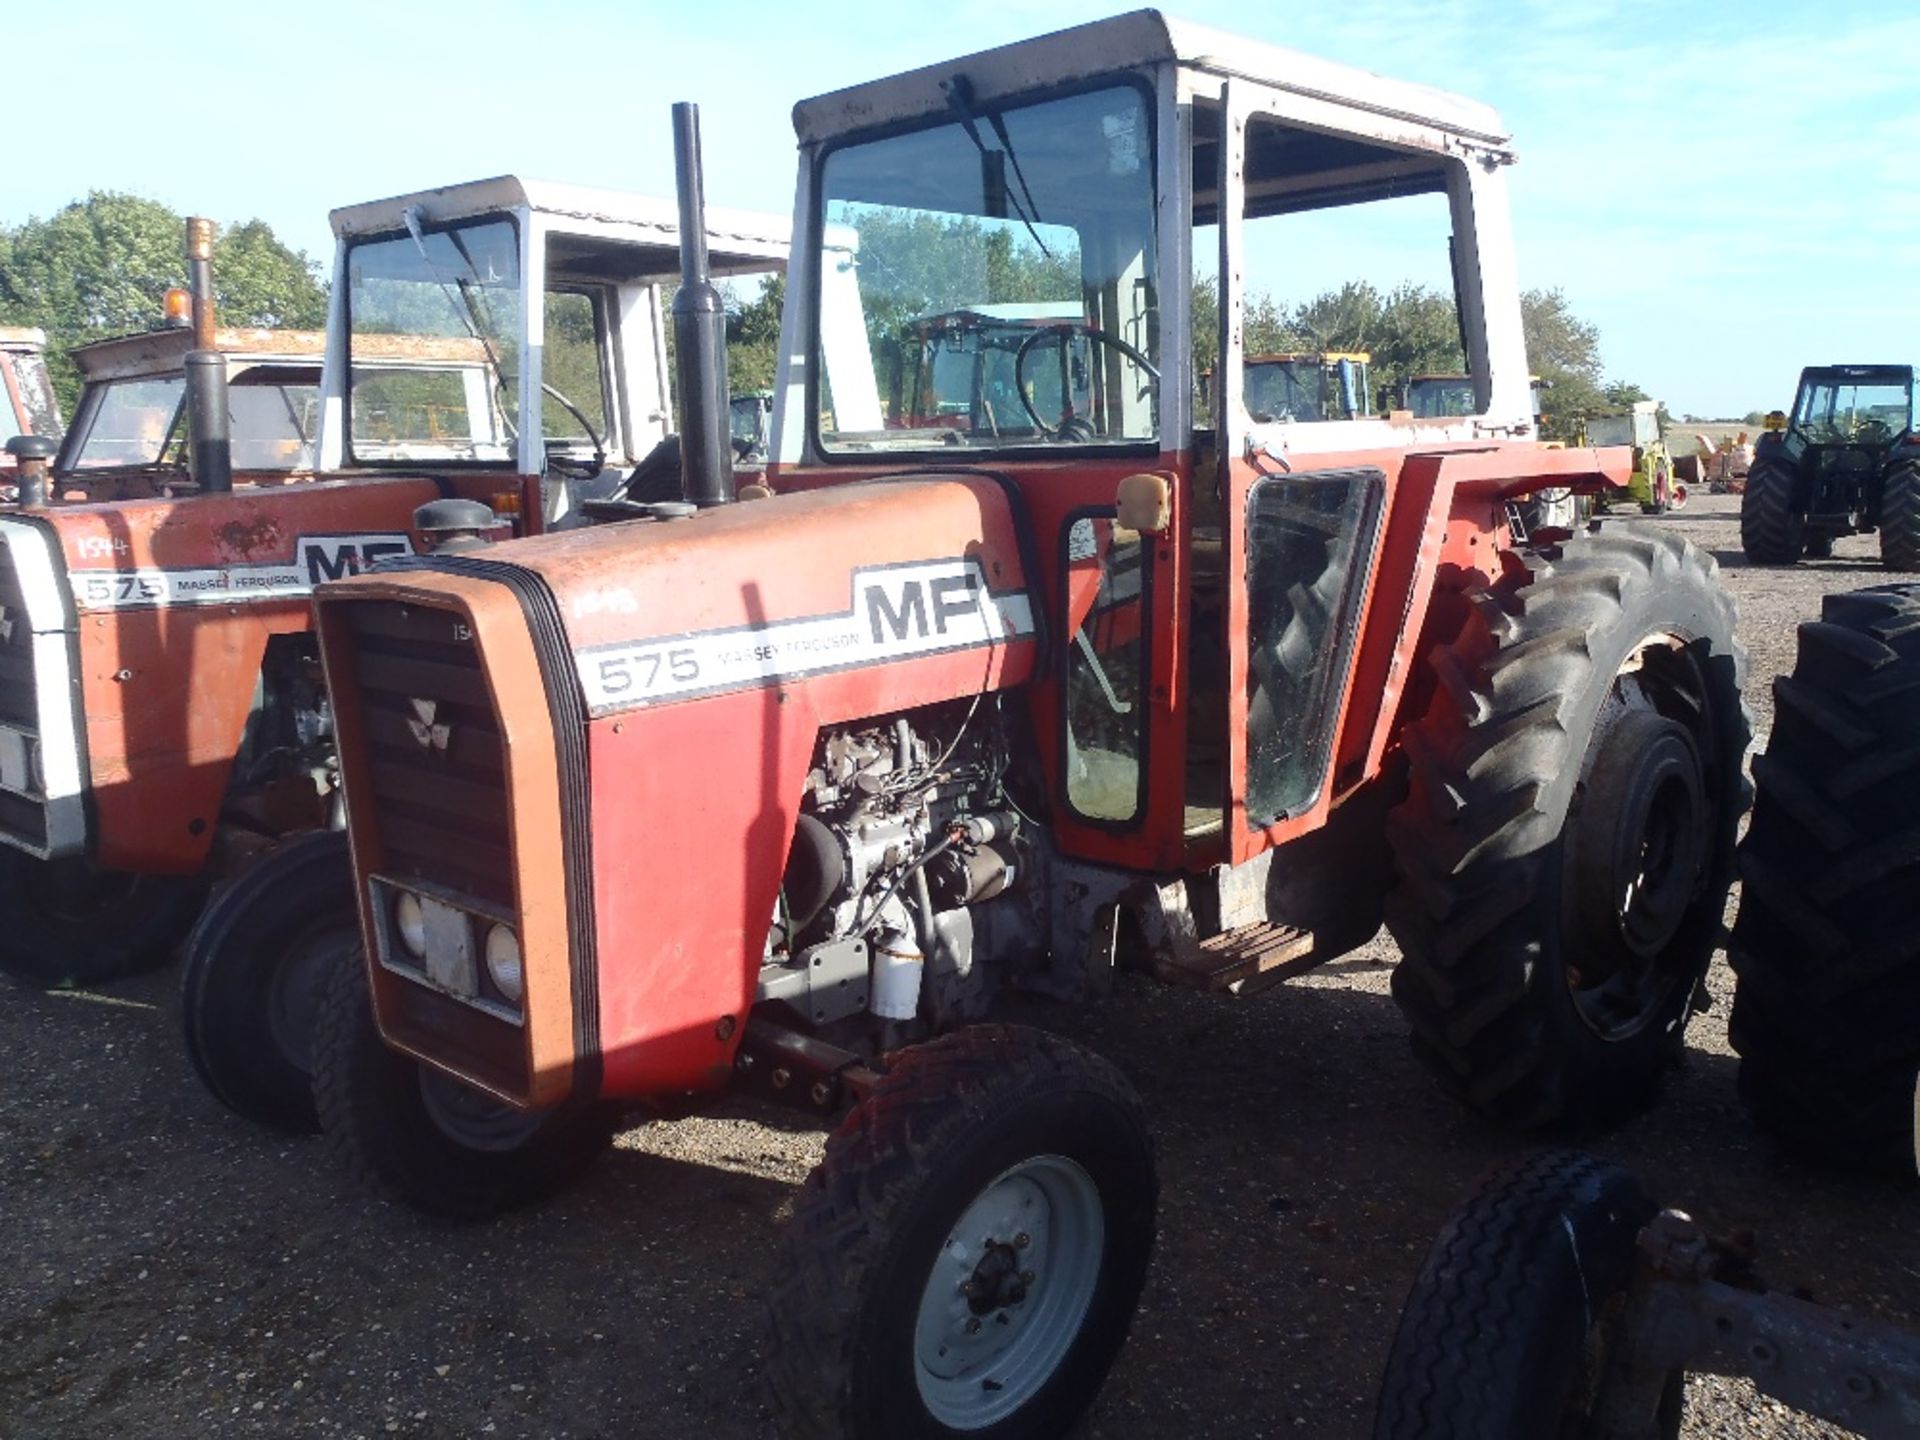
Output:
[0,192,327,413]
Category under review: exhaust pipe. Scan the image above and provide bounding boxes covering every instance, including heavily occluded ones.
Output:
[182,217,232,495]
[670,101,734,508]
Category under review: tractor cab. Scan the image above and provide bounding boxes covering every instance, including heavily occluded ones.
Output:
[320,177,789,526]
[890,305,1095,438]
[1245,351,1370,423]
[0,329,61,472]
[1780,363,1913,464]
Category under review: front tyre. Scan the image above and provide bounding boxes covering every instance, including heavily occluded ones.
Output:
[1373,1150,1681,1439]
[180,829,357,1134]
[0,850,205,987]
[766,1025,1156,1440]
[1740,457,1803,565]
[312,954,614,1221]
[1880,459,1920,572]
[1386,530,1750,1130]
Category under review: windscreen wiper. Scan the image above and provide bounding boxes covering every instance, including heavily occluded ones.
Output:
[401,206,520,437]
[942,74,1052,259]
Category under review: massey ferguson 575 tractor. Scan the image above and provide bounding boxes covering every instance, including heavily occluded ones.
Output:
[0,193,784,1109]
[309,17,1749,1437]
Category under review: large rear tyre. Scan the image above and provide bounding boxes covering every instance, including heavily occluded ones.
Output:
[312,955,615,1221]
[1373,1150,1681,1439]
[1740,457,1803,565]
[0,850,205,987]
[1386,529,1750,1130]
[1729,585,1920,1175]
[180,829,355,1133]
[766,1025,1156,1440]
[1880,459,1920,572]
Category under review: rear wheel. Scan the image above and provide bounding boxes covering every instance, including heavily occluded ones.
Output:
[1386,529,1749,1130]
[180,830,355,1133]
[1374,1149,1681,1439]
[765,1025,1156,1440]
[1729,585,1920,1174]
[1880,459,1920,572]
[1740,457,1803,565]
[0,850,205,987]
[312,954,615,1221]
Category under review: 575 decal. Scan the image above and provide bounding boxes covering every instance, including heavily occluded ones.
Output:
[594,644,702,697]
[574,558,1035,716]
[68,533,413,611]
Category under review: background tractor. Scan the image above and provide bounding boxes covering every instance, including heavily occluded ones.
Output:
[307,20,1748,1439]
[1742,363,1919,567]
[1245,350,1371,423]
[1586,399,1684,513]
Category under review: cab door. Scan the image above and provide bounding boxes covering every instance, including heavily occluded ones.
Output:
[1212,81,1387,865]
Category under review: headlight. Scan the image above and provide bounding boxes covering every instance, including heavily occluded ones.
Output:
[485,923,523,1004]
[394,891,428,957]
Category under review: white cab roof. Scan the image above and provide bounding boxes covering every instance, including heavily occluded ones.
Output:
[793,9,1508,147]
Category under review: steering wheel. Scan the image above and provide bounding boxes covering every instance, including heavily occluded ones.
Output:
[1013,323,1160,441]
[540,382,608,477]
[1855,418,1892,447]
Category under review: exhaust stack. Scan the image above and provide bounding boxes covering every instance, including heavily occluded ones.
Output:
[670,102,734,508]
[182,217,232,495]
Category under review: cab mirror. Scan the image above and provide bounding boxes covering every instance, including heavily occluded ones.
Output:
[1115,472,1171,534]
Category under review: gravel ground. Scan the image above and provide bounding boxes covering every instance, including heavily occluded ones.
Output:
[3,492,1914,1439]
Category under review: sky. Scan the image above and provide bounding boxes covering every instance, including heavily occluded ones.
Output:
[5,0,1914,418]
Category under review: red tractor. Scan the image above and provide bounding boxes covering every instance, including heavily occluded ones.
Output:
[0,197,785,1139]
[308,17,1750,1438]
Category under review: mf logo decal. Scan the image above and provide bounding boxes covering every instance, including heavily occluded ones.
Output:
[407,699,452,755]
[575,558,1035,717]
[70,533,414,611]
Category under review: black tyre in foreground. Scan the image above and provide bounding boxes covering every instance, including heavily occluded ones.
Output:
[1881,460,1920,572]
[1729,584,1920,1175]
[766,1025,1156,1440]
[0,850,205,988]
[1374,1149,1680,1439]
[1740,456,1803,565]
[181,829,356,1133]
[312,955,615,1221]
[1387,529,1749,1130]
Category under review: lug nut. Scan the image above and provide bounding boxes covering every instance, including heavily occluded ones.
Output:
[965,1318,981,1335]
[1015,1232,1030,1248]
[771,1067,791,1090]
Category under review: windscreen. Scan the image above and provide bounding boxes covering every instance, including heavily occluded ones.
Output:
[347,218,520,463]
[1792,377,1913,444]
[67,377,185,469]
[815,83,1159,453]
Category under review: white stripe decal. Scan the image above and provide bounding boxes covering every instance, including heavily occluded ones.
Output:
[575,557,1034,717]
[68,532,414,611]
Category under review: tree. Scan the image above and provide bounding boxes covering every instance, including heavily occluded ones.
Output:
[0,192,327,412]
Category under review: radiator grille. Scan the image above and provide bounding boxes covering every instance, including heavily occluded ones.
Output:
[342,601,513,908]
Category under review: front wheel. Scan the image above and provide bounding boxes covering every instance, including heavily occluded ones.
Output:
[1740,457,1803,565]
[1386,530,1750,1129]
[312,955,615,1221]
[0,849,205,987]
[765,1025,1156,1440]
[180,829,357,1133]
[1881,459,1920,572]
[1374,1150,1681,1439]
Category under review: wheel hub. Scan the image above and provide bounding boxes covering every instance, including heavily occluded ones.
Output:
[913,1155,1104,1429]
[1564,696,1710,1038]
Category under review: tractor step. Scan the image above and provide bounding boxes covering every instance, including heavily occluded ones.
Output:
[1153,921,1315,996]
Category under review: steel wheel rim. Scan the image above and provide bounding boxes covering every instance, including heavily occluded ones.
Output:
[417,1066,549,1152]
[266,921,357,1075]
[912,1153,1105,1429]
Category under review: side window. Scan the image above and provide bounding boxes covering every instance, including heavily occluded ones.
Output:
[1244,470,1383,824]
[1193,110,1470,427]
[1062,515,1149,823]
[542,290,608,442]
